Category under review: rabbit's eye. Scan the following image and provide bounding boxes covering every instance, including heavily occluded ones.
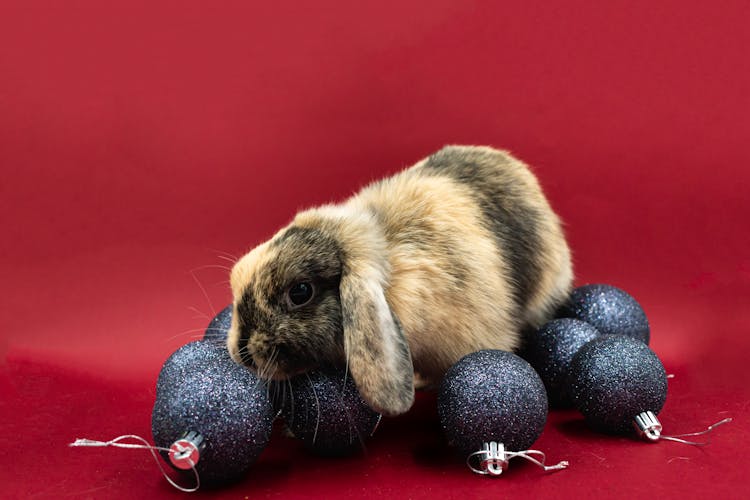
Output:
[288,282,315,307]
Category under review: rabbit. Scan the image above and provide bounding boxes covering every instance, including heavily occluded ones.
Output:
[227,145,573,416]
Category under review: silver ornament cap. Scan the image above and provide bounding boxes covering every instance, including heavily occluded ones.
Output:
[466,441,569,477]
[633,411,662,442]
[169,431,205,470]
[468,442,509,476]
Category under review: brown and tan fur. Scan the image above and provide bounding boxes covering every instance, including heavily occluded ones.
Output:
[228,146,572,416]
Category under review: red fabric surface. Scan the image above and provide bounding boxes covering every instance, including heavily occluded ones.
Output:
[1,1,748,498]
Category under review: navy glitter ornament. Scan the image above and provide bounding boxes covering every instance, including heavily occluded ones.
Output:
[277,368,381,456]
[438,350,548,458]
[558,284,650,344]
[152,340,274,484]
[567,335,667,435]
[525,319,601,407]
[203,304,233,342]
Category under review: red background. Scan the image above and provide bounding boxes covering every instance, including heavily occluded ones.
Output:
[1,1,748,498]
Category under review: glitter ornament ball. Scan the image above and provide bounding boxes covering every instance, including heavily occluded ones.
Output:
[568,335,667,434]
[558,284,650,344]
[278,368,381,456]
[438,350,548,458]
[152,340,274,484]
[525,319,601,407]
[203,304,233,342]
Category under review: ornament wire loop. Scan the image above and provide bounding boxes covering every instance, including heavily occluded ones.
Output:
[70,434,200,493]
[506,449,569,472]
[660,417,733,446]
[466,442,568,477]
[633,412,732,446]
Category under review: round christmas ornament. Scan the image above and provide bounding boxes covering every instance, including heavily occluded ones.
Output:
[278,368,382,456]
[438,350,567,475]
[524,318,601,407]
[203,304,233,342]
[567,335,666,435]
[152,340,274,484]
[558,284,650,344]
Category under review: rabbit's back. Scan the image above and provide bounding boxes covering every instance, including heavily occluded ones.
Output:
[348,146,572,380]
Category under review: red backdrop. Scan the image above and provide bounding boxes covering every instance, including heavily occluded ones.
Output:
[1,1,748,498]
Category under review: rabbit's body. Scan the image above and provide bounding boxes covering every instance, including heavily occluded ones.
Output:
[228,146,572,415]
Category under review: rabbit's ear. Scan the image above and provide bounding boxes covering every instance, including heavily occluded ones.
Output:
[340,265,414,416]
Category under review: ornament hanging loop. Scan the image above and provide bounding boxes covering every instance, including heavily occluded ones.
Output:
[467,442,568,477]
[632,412,732,446]
[660,417,732,446]
[69,434,200,493]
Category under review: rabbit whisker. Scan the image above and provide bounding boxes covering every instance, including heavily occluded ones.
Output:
[186,305,211,321]
[263,349,280,397]
[189,270,217,318]
[257,347,279,384]
[162,327,212,343]
[189,264,233,273]
[286,378,295,428]
[338,389,368,454]
[216,255,238,266]
[305,372,321,446]
[343,347,351,395]
[238,344,256,373]
[209,249,240,263]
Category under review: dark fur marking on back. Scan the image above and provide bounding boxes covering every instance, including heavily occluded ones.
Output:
[422,147,544,309]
